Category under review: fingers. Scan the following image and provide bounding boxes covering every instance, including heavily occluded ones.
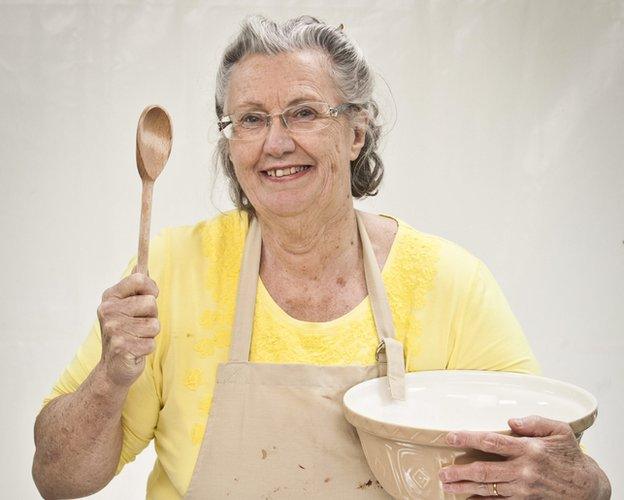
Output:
[119,294,158,318]
[442,480,511,497]
[445,431,526,457]
[119,317,161,339]
[508,415,574,438]
[439,461,517,484]
[101,316,161,340]
[102,272,159,301]
[109,330,156,358]
[97,295,158,323]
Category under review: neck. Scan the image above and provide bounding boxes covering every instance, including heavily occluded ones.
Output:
[256,203,361,283]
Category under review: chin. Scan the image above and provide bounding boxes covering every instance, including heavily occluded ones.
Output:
[257,196,316,219]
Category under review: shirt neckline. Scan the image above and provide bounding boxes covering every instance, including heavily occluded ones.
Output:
[256,213,403,330]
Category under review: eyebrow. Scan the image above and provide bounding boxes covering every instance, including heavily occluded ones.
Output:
[231,95,325,113]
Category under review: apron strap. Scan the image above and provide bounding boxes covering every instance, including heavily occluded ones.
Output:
[228,210,406,399]
[228,213,262,363]
[356,213,406,400]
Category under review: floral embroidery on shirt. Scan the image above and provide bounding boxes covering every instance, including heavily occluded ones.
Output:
[190,423,205,445]
[198,393,213,415]
[200,212,245,291]
[386,231,441,363]
[183,369,203,391]
[198,308,232,349]
[193,339,216,358]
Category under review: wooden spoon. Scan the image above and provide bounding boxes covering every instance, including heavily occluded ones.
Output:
[135,105,173,275]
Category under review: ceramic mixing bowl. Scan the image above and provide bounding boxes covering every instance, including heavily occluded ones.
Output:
[343,370,597,499]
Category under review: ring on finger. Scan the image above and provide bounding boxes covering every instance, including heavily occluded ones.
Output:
[491,482,500,497]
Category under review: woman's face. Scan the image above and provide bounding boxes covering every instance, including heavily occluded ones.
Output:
[224,50,366,219]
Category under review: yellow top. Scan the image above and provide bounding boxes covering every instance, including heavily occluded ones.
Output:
[43,210,540,499]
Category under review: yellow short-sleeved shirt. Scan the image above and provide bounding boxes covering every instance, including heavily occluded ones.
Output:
[42,210,540,498]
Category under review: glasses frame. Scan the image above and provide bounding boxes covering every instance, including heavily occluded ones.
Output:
[218,101,358,141]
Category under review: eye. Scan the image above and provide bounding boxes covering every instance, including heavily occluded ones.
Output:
[238,113,265,128]
[289,105,318,121]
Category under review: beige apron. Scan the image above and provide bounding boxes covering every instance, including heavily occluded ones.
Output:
[184,211,406,499]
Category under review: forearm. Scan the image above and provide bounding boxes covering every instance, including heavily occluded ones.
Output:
[32,363,129,499]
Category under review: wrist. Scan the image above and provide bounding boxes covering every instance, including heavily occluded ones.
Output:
[88,363,130,411]
[585,456,611,500]
[596,469,612,500]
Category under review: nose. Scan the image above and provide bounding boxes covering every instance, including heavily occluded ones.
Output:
[262,115,296,158]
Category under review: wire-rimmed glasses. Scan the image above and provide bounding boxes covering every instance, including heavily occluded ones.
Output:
[218,101,358,140]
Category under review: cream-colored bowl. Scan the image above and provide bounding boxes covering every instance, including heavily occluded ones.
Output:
[343,370,597,499]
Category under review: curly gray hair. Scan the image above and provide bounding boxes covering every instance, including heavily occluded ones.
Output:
[214,15,384,215]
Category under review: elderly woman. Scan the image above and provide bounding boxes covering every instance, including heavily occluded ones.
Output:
[33,15,610,500]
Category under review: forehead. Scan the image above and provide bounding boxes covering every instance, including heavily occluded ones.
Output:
[225,50,341,111]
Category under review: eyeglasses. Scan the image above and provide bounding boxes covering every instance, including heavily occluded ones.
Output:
[218,101,358,141]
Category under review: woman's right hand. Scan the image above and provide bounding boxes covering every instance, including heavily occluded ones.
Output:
[96,266,160,388]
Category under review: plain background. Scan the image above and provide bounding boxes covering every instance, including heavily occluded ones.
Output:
[1,0,622,497]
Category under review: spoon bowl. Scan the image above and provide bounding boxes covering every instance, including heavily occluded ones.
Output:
[136,105,173,182]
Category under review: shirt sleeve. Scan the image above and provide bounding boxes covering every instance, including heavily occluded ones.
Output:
[446,259,541,375]
[40,229,171,475]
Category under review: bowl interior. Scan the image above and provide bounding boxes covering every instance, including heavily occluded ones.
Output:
[344,370,597,432]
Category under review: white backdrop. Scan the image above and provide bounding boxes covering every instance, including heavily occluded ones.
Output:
[1,1,622,498]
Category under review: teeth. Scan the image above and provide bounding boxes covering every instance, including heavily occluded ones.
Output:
[266,166,308,177]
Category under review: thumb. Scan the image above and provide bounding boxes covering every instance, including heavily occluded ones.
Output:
[509,415,573,438]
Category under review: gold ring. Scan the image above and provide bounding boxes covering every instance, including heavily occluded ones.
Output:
[492,482,499,496]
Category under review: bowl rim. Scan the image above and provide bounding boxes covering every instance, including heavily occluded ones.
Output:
[342,370,598,445]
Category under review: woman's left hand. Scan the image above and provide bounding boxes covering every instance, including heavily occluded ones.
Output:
[438,415,611,499]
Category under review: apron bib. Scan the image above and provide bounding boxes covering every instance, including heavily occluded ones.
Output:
[184,211,405,499]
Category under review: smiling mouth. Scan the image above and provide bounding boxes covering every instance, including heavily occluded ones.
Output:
[263,165,312,178]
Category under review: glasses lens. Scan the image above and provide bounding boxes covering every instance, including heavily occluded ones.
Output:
[221,102,341,140]
[285,102,331,132]
[226,111,265,140]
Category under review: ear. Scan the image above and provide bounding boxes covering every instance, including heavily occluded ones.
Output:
[349,114,368,161]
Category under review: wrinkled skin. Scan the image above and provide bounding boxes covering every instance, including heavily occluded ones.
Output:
[225,49,366,222]
[438,415,611,499]
[97,265,160,388]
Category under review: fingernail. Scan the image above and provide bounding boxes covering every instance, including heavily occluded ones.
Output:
[438,469,448,482]
[446,432,459,445]
[512,418,523,427]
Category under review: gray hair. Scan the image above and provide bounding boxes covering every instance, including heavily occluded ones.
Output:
[214,15,384,215]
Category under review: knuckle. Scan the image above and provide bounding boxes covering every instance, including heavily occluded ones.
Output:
[526,439,545,458]
[485,433,504,451]
[473,462,488,482]
[136,338,155,356]
[129,273,144,288]
[152,318,160,333]
[478,482,491,495]
[146,295,158,315]
[139,274,152,289]
[101,287,113,301]
[148,317,161,334]
[109,335,125,351]
[520,465,535,482]
[97,301,112,319]
[102,317,119,333]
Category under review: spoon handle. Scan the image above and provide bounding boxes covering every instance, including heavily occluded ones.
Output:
[137,179,154,275]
